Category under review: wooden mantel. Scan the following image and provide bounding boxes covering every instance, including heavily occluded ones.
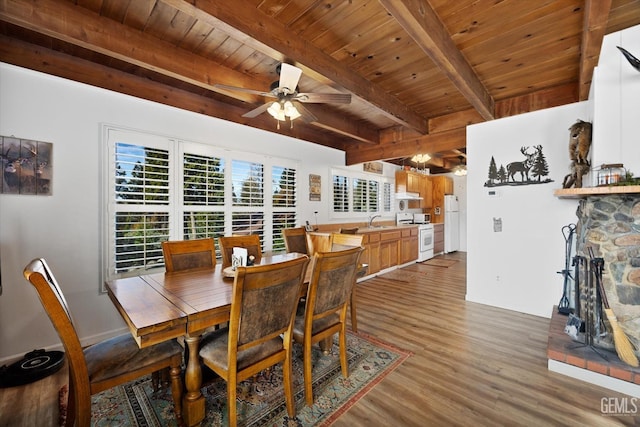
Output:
[554,185,640,199]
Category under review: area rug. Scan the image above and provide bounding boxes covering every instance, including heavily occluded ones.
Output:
[421,258,458,267]
[90,332,410,426]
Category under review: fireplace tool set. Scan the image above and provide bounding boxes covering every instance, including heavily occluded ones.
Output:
[563,247,640,366]
[557,223,576,315]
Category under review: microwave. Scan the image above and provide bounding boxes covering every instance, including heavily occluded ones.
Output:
[413,213,431,224]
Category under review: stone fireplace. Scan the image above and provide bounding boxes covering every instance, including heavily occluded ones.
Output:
[574,193,640,357]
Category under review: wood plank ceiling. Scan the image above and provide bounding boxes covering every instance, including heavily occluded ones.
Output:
[1,0,639,173]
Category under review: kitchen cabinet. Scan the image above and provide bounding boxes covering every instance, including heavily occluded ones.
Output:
[434,223,444,255]
[421,176,433,210]
[430,176,453,223]
[379,230,401,270]
[363,232,380,274]
[400,227,419,264]
[396,170,430,210]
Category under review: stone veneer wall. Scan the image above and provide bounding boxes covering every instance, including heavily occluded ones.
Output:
[575,194,640,355]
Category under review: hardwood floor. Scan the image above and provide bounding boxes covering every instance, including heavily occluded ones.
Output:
[1,252,637,426]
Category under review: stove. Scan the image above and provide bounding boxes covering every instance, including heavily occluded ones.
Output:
[396,213,434,262]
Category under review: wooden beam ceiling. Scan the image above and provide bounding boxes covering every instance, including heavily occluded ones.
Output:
[378,0,495,121]
[162,0,430,134]
[579,0,614,100]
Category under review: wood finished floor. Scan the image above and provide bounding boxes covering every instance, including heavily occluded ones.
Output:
[1,252,638,426]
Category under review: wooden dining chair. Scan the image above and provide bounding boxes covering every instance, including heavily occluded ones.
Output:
[330,232,364,251]
[198,255,310,427]
[162,237,216,272]
[338,227,359,235]
[218,235,263,268]
[283,226,309,254]
[23,258,184,426]
[293,246,364,406]
[330,233,365,332]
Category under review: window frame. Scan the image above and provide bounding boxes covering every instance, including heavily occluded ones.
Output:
[329,167,393,220]
[101,125,299,290]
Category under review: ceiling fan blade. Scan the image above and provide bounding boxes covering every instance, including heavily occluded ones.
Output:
[295,92,352,104]
[214,84,276,98]
[278,63,302,94]
[293,102,318,123]
[242,102,271,118]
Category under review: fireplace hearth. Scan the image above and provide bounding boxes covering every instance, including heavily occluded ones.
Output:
[573,194,640,359]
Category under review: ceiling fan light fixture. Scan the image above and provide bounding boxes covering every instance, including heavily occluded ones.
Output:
[267,101,281,119]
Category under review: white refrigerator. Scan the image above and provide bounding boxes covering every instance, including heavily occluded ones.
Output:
[444,195,459,253]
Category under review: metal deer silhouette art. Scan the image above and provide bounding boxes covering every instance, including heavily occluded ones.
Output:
[507,146,536,182]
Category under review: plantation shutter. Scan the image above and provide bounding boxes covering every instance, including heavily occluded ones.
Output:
[109,140,171,276]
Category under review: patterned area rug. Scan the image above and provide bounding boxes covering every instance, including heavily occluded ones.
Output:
[90,332,410,426]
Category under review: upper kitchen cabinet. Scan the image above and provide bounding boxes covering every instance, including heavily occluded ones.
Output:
[430,176,453,223]
[395,170,424,209]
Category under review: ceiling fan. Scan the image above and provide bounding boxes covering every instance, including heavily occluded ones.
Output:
[214,63,351,127]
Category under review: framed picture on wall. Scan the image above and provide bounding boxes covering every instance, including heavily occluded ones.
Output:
[1,136,53,196]
[309,174,321,201]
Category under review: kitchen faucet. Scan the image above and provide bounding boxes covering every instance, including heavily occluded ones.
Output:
[368,214,382,227]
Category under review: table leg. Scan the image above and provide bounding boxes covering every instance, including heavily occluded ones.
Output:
[182,334,205,426]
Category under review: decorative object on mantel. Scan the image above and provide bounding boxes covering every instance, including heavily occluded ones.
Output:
[484,145,552,188]
[617,46,640,72]
[1,135,52,195]
[595,163,626,186]
[562,119,592,189]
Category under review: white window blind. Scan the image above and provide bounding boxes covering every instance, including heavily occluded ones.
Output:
[332,175,349,212]
[383,182,392,212]
[352,178,367,212]
[110,141,171,276]
[368,180,379,212]
[104,127,299,285]
[272,165,297,252]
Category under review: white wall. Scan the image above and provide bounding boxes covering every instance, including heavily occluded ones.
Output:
[0,63,400,361]
[466,103,588,318]
[466,24,640,318]
[591,24,640,182]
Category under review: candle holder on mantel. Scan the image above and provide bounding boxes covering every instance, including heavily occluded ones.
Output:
[595,163,625,186]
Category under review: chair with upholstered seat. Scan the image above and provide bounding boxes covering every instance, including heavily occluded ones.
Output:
[199,255,310,427]
[162,237,216,272]
[218,235,263,268]
[330,233,365,332]
[283,226,309,254]
[23,258,184,426]
[293,246,364,405]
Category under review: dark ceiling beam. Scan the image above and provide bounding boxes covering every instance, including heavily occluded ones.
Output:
[162,0,429,134]
[347,82,579,165]
[379,0,495,121]
[0,0,369,143]
[0,0,264,103]
[0,34,350,151]
[346,128,466,165]
[579,0,613,101]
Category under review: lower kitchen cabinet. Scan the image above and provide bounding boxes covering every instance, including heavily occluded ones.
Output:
[434,223,444,255]
[400,227,419,264]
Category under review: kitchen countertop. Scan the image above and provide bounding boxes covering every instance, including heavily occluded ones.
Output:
[356,224,418,233]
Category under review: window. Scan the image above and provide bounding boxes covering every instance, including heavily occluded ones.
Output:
[330,168,392,218]
[103,126,298,286]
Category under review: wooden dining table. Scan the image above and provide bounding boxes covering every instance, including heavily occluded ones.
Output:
[105,251,367,426]
[105,252,307,426]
